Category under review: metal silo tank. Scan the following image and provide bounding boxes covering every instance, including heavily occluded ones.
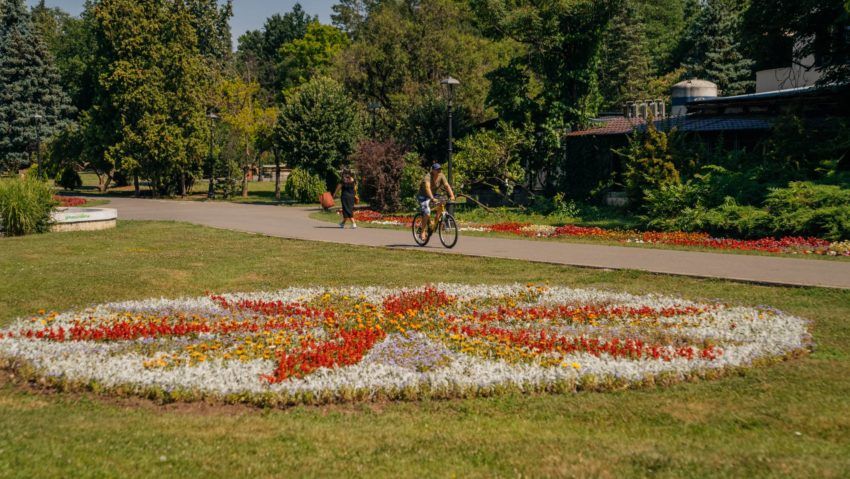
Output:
[671,79,718,116]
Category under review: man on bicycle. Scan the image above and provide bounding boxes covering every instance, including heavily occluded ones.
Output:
[417,163,455,241]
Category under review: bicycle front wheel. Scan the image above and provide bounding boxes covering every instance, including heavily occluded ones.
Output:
[412,213,431,246]
[439,214,459,249]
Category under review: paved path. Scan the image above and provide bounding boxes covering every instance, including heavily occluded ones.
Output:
[106,197,850,289]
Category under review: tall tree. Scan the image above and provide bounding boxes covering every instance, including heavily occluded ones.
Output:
[471,0,622,129]
[743,0,850,85]
[185,0,234,61]
[598,1,654,111]
[278,21,349,90]
[0,0,73,173]
[29,0,69,56]
[214,78,277,197]
[236,3,316,94]
[682,0,754,96]
[331,0,379,37]
[36,9,96,113]
[633,0,694,73]
[334,0,514,143]
[85,0,208,195]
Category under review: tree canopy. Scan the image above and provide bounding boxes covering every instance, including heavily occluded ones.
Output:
[274,76,362,188]
[471,0,622,129]
[83,0,209,195]
[0,0,73,173]
[5,0,844,199]
[682,0,754,96]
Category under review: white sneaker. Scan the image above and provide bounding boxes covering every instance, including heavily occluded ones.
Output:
[352,223,357,229]
[339,222,345,228]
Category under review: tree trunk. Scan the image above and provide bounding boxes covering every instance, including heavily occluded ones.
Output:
[274,150,281,201]
[133,175,140,197]
[241,167,249,197]
[180,173,187,197]
[242,145,251,198]
[98,171,112,193]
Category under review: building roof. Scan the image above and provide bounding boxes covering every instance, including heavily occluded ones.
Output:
[566,117,646,137]
[566,116,773,138]
[687,86,817,106]
[685,83,850,116]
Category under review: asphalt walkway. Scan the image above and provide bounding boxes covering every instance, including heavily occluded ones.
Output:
[106,197,850,289]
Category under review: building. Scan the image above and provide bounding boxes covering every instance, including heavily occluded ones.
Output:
[561,82,850,200]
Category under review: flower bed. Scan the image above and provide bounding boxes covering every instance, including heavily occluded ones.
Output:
[55,196,87,207]
[352,210,850,257]
[0,285,810,406]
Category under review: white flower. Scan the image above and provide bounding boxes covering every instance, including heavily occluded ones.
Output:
[0,284,811,404]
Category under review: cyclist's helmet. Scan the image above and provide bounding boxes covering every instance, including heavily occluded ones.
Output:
[432,163,442,171]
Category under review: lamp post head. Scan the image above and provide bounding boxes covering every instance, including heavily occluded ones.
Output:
[207,112,219,121]
[440,76,460,100]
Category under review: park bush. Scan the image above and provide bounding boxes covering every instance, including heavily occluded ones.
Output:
[701,200,774,239]
[400,154,425,211]
[642,182,709,232]
[0,178,57,236]
[641,181,850,240]
[284,167,326,204]
[352,139,406,212]
[530,192,581,219]
[621,122,680,208]
[453,122,527,200]
[765,182,850,240]
[56,166,83,190]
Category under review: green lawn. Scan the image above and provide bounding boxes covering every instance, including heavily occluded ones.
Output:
[1,222,849,477]
[71,172,291,205]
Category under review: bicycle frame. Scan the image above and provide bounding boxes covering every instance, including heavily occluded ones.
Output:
[429,201,446,232]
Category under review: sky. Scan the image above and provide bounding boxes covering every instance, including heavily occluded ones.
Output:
[26,1,336,45]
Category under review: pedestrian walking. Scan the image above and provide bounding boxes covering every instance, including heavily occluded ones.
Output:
[334,169,359,229]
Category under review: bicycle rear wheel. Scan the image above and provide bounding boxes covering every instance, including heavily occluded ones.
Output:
[412,213,431,246]
[438,214,459,249]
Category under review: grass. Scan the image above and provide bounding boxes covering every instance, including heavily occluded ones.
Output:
[72,172,293,205]
[1,222,849,477]
[453,203,639,230]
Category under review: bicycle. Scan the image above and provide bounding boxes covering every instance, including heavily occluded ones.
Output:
[412,199,459,248]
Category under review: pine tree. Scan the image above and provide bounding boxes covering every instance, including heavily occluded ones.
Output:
[633,0,692,73]
[0,0,73,173]
[682,0,754,96]
[599,1,654,111]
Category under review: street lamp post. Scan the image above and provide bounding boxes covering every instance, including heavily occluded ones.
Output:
[440,77,460,213]
[367,102,382,137]
[207,112,219,199]
[33,114,43,178]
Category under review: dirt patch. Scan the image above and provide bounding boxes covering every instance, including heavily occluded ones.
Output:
[0,365,402,417]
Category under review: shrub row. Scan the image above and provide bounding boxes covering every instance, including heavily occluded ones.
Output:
[644,181,850,240]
